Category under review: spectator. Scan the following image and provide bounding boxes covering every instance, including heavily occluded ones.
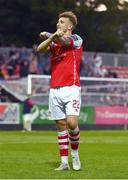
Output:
[20,47,30,61]
[1,64,9,80]
[7,59,16,76]
[92,53,103,77]
[12,62,21,79]
[107,69,118,78]
[9,44,20,62]
[20,59,29,77]
[29,54,39,74]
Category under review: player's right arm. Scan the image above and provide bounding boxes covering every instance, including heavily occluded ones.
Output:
[37,35,52,53]
[37,30,65,53]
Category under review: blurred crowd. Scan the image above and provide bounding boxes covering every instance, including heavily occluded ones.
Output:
[0,44,118,81]
[0,44,51,80]
[80,53,118,78]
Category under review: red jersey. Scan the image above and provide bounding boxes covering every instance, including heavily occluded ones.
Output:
[50,34,83,88]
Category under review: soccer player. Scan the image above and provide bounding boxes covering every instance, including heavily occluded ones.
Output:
[37,11,83,171]
[22,94,33,131]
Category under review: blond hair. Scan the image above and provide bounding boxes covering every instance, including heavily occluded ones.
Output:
[59,11,77,29]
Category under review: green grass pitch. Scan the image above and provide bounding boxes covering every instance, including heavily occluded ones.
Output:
[0,130,128,179]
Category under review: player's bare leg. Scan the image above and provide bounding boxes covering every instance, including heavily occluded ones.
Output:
[55,119,70,171]
[67,116,81,170]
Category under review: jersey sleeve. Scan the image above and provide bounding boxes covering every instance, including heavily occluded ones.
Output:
[70,34,83,49]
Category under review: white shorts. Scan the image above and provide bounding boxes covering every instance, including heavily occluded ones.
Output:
[49,85,81,120]
[23,114,32,122]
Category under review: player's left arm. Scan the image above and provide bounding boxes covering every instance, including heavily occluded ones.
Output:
[54,36,72,46]
[53,33,83,48]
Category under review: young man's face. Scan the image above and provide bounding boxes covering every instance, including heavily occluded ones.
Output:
[57,17,73,33]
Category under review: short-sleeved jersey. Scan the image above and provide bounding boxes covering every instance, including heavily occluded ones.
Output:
[49,34,83,88]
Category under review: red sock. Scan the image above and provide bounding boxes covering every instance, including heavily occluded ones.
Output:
[58,130,69,157]
[69,126,80,150]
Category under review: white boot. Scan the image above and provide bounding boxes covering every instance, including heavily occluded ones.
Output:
[71,151,81,170]
[55,163,70,171]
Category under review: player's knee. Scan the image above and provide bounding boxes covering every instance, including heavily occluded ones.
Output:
[67,116,78,130]
[67,122,77,130]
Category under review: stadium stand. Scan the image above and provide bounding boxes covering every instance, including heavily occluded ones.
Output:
[102,65,128,78]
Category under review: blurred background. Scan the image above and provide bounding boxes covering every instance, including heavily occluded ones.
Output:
[0,0,128,130]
